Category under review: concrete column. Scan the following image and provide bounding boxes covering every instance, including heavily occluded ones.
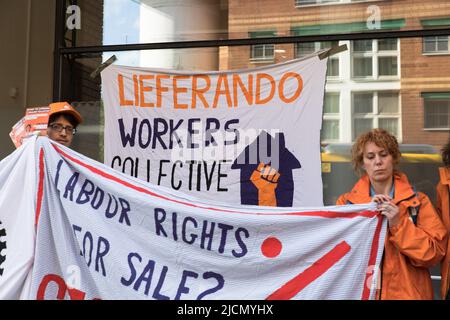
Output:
[0,0,55,158]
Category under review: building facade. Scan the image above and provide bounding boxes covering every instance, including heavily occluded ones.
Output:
[228,0,450,145]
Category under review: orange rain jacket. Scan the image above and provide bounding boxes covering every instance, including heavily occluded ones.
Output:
[337,172,447,300]
[436,167,450,299]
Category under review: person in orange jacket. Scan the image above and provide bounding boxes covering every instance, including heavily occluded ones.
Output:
[436,137,450,300]
[336,128,447,299]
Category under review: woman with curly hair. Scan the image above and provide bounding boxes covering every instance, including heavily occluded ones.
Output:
[336,128,447,299]
[437,137,450,299]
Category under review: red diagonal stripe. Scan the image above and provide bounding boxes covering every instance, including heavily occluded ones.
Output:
[361,215,384,300]
[51,144,377,219]
[266,241,351,300]
[35,148,45,227]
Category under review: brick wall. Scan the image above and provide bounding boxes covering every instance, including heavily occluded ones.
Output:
[401,37,450,147]
[228,0,450,146]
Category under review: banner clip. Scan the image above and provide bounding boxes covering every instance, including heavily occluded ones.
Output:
[90,55,118,79]
[318,44,348,60]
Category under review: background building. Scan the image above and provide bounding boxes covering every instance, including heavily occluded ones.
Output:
[227,0,450,145]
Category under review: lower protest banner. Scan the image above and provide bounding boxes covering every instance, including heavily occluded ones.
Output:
[0,137,37,299]
[0,137,386,300]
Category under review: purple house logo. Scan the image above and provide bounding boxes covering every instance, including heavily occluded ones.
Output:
[231,132,301,207]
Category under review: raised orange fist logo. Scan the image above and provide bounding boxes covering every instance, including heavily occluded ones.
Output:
[250,163,280,206]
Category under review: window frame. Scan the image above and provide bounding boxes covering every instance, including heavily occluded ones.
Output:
[250,43,275,62]
[351,39,400,80]
[352,91,402,141]
[294,0,381,8]
[321,92,341,143]
[249,31,277,62]
[295,41,340,79]
[423,93,450,130]
[422,36,450,55]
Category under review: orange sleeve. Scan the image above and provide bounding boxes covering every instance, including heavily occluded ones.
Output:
[436,182,450,229]
[336,194,348,205]
[389,193,448,268]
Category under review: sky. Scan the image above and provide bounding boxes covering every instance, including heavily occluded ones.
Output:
[103,0,140,66]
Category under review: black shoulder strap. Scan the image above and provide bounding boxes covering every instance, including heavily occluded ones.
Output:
[408,206,419,225]
[408,186,421,225]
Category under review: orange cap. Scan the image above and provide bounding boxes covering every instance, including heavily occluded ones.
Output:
[48,102,83,125]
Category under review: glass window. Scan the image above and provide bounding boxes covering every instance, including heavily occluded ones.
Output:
[379,39,398,51]
[322,93,340,142]
[424,98,450,129]
[324,93,340,114]
[353,40,373,52]
[250,31,276,62]
[353,93,373,113]
[378,57,398,76]
[353,118,373,139]
[438,38,449,51]
[296,0,319,5]
[379,92,399,113]
[296,41,340,77]
[352,92,400,140]
[295,0,340,5]
[250,44,274,61]
[423,36,449,53]
[327,59,340,77]
[353,57,373,77]
[319,41,337,50]
[352,39,399,79]
[352,40,374,78]
[297,42,316,54]
[321,119,340,140]
[295,0,373,6]
[379,118,399,136]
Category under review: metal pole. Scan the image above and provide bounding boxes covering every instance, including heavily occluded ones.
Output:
[53,0,65,101]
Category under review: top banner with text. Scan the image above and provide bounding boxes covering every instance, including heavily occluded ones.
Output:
[102,55,327,207]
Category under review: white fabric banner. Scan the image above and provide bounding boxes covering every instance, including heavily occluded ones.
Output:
[102,56,327,207]
[0,137,37,299]
[8,137,386,300]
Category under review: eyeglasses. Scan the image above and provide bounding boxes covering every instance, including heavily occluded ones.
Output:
[49,123,77,135]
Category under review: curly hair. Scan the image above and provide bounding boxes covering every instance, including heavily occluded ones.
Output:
[442,136,450,167]
[351,128,401,175]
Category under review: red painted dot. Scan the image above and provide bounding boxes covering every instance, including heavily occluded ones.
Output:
[261,237,282,258]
